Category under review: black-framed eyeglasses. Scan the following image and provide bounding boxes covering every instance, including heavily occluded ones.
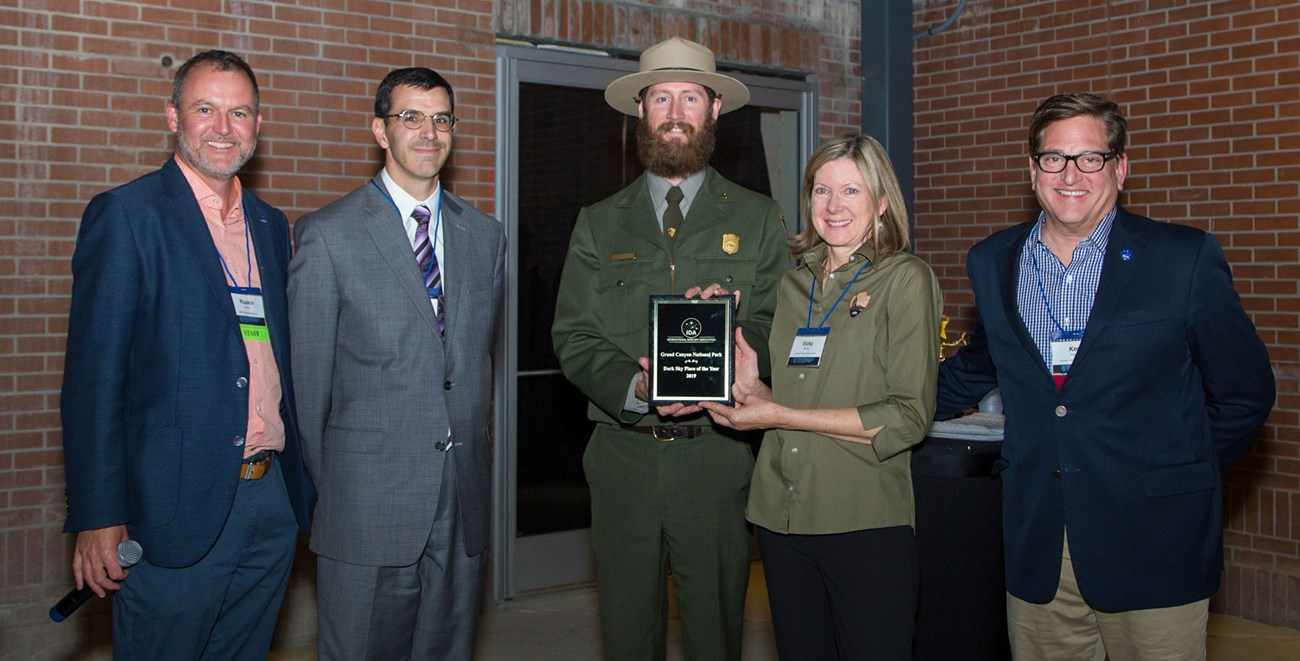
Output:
[385,110,458,132]
[1032,151,1117,174]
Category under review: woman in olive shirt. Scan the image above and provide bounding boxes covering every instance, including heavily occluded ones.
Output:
[702,134,941,659]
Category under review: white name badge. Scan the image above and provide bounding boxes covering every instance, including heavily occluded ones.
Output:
[1050,334,1082,376]
[788,328,830,367]
[231,291,265,319]
[230,287,270,342]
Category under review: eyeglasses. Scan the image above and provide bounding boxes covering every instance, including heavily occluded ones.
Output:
[1032,151,1117,174]
[385,110,458,132]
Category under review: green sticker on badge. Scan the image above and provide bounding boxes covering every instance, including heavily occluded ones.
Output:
[241,324,270,342]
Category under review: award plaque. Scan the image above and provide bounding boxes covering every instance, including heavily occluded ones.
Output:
[649,295,735,405]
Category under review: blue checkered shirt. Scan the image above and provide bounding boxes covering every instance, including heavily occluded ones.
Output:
[1016,207,1117,368]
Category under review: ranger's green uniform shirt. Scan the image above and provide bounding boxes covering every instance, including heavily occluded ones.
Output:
[552,167,789,426]
[747,244,942,534]
[552,166,791,661]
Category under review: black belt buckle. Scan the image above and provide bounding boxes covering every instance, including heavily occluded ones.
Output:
[242,450,272,465]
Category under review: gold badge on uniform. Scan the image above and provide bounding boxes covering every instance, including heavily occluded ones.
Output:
[721,233,739,255]
[849,291,872,317]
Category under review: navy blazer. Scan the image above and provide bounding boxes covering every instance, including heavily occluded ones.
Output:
[61,157,314,568]
[937,206,1274,611]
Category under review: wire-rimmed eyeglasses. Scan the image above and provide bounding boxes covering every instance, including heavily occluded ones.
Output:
[385,110,458,132]
[1032,151,1117,174]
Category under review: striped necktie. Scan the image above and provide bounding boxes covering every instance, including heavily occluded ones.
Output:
[411,204,445,335]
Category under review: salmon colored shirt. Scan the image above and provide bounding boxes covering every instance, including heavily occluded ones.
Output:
[176,159,285,457]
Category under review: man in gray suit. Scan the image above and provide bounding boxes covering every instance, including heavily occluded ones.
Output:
[288,67,506,661]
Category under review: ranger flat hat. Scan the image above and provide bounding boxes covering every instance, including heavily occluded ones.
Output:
[605,37,750,116]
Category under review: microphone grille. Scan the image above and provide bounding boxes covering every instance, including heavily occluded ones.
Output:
[115,540,144,568]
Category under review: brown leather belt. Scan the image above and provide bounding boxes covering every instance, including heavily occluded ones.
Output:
[239,451,274,480]
[626,425,708,442]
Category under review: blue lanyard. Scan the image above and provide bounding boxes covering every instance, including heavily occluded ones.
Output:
[805,257,872,330]
[1028,242,1072,335]
[371,179,442,284]
[215,195,253,290]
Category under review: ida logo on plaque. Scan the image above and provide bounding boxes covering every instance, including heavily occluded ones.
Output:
[648,295,735,406]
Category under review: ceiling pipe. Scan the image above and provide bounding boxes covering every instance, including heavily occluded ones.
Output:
[914,0,968,41]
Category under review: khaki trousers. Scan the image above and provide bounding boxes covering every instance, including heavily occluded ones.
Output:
[1007,531,1208,661]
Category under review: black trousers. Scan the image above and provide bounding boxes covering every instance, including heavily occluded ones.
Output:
[911,439,1011,661]
[758,525,918,660]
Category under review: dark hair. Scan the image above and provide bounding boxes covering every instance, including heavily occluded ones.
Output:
[171,50,259,113]
[375,68,455,117]
[1028,93,1127,155]
[790,133,910,258]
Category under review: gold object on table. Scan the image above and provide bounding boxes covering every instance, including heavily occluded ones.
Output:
[939,315,968,362]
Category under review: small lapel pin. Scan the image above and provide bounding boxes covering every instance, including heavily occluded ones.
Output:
[849,291,872,317]
[1121,248,1133,261]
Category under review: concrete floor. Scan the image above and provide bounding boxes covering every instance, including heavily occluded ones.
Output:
[270,560,1300,660]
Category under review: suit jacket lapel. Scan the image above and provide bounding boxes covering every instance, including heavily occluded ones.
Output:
[617,176,671,252]
[1070,208,1143,369]
[994,226,1047,380]
[440,193,474,341]
[162,158,241,334]
[359,177,441,337]
[677,168,729,240]
[244,194,288,352]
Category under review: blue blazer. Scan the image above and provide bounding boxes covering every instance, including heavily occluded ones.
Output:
[61,157,314,568]
[937,206,1274,611]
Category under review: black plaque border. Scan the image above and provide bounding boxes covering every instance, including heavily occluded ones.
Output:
[648,295,735,406]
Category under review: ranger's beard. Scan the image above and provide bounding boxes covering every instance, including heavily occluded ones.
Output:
[636,115,716,179]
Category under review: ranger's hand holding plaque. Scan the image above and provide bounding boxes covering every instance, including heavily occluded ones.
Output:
[648,287,737,406]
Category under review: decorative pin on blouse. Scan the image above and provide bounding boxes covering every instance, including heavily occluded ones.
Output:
[849,291,872,317]
[1121,248,1133,261]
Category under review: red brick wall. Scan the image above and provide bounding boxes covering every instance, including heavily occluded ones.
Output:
[496,0,861,138]
[0,0,861,653]
[912,0,1300,628]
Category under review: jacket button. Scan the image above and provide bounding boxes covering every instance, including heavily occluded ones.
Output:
[232,435,245,447]
[616,279,625,287]
[724,275,734,283]
[1052,469,1061,478]
[236,377,248,388]
[435,441,447,451]
[1055,405,1067,417]
[444,381,452,390]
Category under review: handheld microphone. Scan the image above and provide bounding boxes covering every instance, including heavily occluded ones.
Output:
[49,539,143,622]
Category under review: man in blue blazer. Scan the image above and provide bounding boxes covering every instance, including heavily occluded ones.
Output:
[937,93,1274,659]
[60,50,313,659]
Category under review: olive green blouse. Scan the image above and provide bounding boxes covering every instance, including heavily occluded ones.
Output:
[746,244,942,535]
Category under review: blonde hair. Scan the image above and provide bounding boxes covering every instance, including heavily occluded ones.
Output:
[790,133,910,258]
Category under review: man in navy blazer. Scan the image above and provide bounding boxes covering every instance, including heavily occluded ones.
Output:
[60,50,313,658]
[937,93,1274,659]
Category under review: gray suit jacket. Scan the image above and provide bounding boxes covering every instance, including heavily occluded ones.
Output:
[289,175,505,565]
